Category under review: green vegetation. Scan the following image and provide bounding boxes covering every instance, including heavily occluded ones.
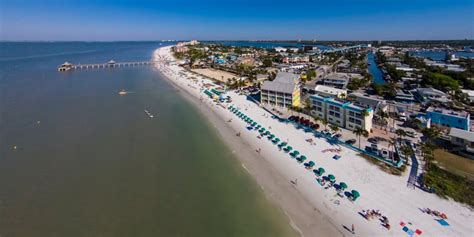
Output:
[421,72,459,92]
[347,77,369,90]
[306,69,317,81]
[422,164,474,207]
[418,129,474,207]
[433,149,474,180]
[359,153,406,176]
[403,52,426,68]
[370,82,397,99]
[262,58,273,67]
[386,64,406,81]
[429,63,474,90]
[352,127,369,148]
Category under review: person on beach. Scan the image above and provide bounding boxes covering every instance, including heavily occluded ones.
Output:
[351,224,355,234]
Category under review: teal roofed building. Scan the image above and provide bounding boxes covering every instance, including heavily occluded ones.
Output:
[309,95,373,132]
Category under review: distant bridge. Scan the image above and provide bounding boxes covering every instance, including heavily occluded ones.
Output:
[58,60,156,71]
[321,44,369,54]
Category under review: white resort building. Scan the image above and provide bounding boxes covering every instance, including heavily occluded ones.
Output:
[310,94,373,132]
[314,85,347,98]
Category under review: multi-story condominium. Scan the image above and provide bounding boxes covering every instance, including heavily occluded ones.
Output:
[261,72,301,108]
[414,87,449,104]
[322,73,351,89]
[426,107,470,131]
[449,128,474,154]
[310,94,373,132]
[314,85,347,98]
[348,92,388,113]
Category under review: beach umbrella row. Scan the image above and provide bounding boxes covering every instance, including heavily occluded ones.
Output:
[296,155,307,162]
[284,146,293,152]
[290,150,300,157]
[229,106,357,200]
[351,190,360,201]
[339,182,348,190]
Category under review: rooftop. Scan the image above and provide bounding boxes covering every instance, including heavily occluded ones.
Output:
[324,73,350,81]
[417,87,446,96]
[261,72,299,94]
[427,107,469,118]
[449,127,474,142]
[349,92,385,108]
[314,85,347,95]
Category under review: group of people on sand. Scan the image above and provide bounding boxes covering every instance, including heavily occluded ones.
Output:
[361,209,391,230]
[305,138,316,146]
[421,208,448,219]
[322,148,341,153]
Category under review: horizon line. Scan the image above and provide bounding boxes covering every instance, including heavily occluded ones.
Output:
[1,39,474,43]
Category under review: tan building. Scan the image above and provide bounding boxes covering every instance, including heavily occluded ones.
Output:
[261,72,301,108]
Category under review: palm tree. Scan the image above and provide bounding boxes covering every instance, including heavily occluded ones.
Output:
[400,144,414,160]
[329,124,340,134]
[304,98,312,113]
[353,127,369,149]
[395,129,407,141]
[420,142,435,171]
[361,109,370,118]
[312,115,320,124]
[376,110,389,132]
[387,137,397,153]
[422,127,440,145]
[321,119,329,130]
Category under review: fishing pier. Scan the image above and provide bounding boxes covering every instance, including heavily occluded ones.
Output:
[58,60,156,71]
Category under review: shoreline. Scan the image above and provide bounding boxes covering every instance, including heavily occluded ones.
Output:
[152,46,473,237]
[153,48,342,236]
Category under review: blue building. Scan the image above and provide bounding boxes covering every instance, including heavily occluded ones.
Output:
[426,107,470,131]
[309,94,374,132]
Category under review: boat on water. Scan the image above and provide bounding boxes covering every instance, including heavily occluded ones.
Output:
[144,109,154,118]
[118,89,128,96]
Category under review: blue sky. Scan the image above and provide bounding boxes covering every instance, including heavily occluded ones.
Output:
[1,0,473,41]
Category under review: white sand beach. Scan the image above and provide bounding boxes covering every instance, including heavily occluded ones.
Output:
[153,46,473,237]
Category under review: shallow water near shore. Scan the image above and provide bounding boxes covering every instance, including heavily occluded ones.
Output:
[0,42,298,236]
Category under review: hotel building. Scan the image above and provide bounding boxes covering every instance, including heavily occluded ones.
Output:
[426,107,470,131]
[261,72,301,108]
[310,94,373,132]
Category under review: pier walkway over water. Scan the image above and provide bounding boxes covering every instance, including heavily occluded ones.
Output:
[58,60,156,71]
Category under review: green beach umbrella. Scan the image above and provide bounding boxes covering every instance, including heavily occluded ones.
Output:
[286,146,293,151]
[291,151,300,157]
[328,174,335,181]
[351,190,360,199]
[279,142,287,147]
[318,167,325,175]
[339,182,348,190]
[298,155,307,162]
[268,134,275,139]
[308,161,315,167]
[255,125,261,129]
[272,138,280,143]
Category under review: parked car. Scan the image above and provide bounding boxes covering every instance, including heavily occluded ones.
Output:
[368,137,379,144]
[345,139,356,145]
